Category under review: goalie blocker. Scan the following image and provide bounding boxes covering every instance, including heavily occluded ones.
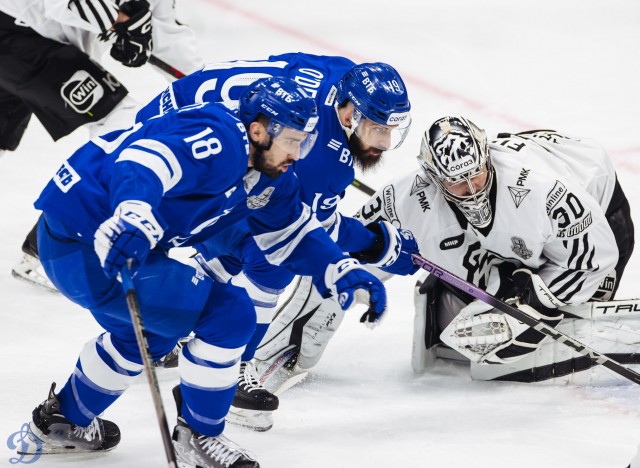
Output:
[412,272,640,386]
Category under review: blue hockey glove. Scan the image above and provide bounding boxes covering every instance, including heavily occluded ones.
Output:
[94,200,164,278]
[351,221,420,275]
[108,0,153,67]
[320,258,387,327]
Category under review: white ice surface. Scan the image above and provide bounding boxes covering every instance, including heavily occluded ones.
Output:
[1,0,640,467]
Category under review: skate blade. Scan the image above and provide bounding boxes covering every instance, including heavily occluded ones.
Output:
[225,408,273,432]
[11,268,58,293]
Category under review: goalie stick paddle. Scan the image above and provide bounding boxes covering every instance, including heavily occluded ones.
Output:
[121,263,178,467]
[411,253,640,386]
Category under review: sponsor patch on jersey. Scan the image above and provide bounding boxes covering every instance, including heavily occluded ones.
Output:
[324,85,338,107]
[516,168,530,186]
[557,211,593,238]
[247,187,275,209]
[439,233,464,251]
[60,70,104,114]
[53,162,81,193]
[508,186,530,208]
[410,174,430,195]
[546,181,567,214]
[382,185,400,227]
[511,237,532,260]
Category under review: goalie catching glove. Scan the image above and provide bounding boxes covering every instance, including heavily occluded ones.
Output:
[317,258,387,327]
[94,200,165,278]
[442,268,564,364]
[350,221,420,275]
[103,0,153,67]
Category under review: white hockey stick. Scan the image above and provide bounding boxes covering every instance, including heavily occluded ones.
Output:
[412,253,640,386]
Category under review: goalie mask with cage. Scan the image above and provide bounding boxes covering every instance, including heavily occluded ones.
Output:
[418,116,495,228]
[336,62,411,151]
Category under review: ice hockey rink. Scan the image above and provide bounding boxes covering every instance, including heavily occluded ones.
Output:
[1,0,640,466]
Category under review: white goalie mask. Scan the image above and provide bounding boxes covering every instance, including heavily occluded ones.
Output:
[418,116,495,228]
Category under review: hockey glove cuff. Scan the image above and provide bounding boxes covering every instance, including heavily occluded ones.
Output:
[94,200,164,278]
[109,0,153,67]
[350,221,420,275]
[319,258,387,327]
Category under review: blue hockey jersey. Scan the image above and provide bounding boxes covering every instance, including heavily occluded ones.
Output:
[136,53,375,252]
[35,102,348,279]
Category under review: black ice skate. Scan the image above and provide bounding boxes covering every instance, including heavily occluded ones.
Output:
[172,386,259,468]
[18,383,121,455]
[226,361,279,432]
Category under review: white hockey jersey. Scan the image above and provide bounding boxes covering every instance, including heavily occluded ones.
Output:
[355,130,619,305]
[0,0,202,74]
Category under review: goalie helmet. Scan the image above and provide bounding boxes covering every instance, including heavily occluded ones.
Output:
[336,63,411,150]
[238,77,319,158]
[418,116,495,227]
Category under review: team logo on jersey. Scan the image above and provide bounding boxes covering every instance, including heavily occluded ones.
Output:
[410,174,430,195]
[382,185,400,227]
[511,237,532,260]
[60,70,105,113]
[247,187,275,209]
[439,233,464,251]
[508,186,530,208]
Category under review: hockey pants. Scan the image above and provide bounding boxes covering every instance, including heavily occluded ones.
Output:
[37,215,257,437]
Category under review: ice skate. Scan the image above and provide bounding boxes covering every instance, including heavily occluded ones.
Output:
[12,252,57,292]
[18,383,120,455]
[226,361,278,432]
[172,386,259,468]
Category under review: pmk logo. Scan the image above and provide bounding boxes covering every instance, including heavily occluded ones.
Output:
[60,70,104,114]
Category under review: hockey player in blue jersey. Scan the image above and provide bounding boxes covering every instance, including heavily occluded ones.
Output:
[137,53,419,431]
[19,77,393,468]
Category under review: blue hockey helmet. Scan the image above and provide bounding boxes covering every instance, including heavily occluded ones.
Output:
[336,62,411,150]
[238,77,319,158]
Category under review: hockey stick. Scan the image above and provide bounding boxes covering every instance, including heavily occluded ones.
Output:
[121,262,178,467]
[351,178,376,196]
[148,55,186,79]
[411,253,640,386]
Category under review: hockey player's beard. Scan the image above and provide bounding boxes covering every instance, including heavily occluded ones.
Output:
[348,134,385,173]
[253,149,295,179]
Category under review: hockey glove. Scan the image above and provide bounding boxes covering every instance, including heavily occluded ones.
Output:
[320,258,387,327]
[94,200,164,278]
[350,221,420,275]
[109,0,153,67]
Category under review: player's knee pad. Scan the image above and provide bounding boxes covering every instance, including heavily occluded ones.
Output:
[255,276,345,370]
[231,271,285,325]
[197,281,256,349]
[16,44,128,140]
[77,333,144,394]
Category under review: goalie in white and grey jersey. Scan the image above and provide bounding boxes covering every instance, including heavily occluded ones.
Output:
[256,116,635,387]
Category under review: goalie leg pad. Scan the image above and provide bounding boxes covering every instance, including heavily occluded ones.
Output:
[255,276,345,371]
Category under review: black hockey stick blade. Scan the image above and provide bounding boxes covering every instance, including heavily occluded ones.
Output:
[148,55,186,79]
[411,253,640,386]
[122,262,178,467]
[351,178,376,196]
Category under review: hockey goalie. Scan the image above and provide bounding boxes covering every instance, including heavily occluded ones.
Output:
[256,116,637,388]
